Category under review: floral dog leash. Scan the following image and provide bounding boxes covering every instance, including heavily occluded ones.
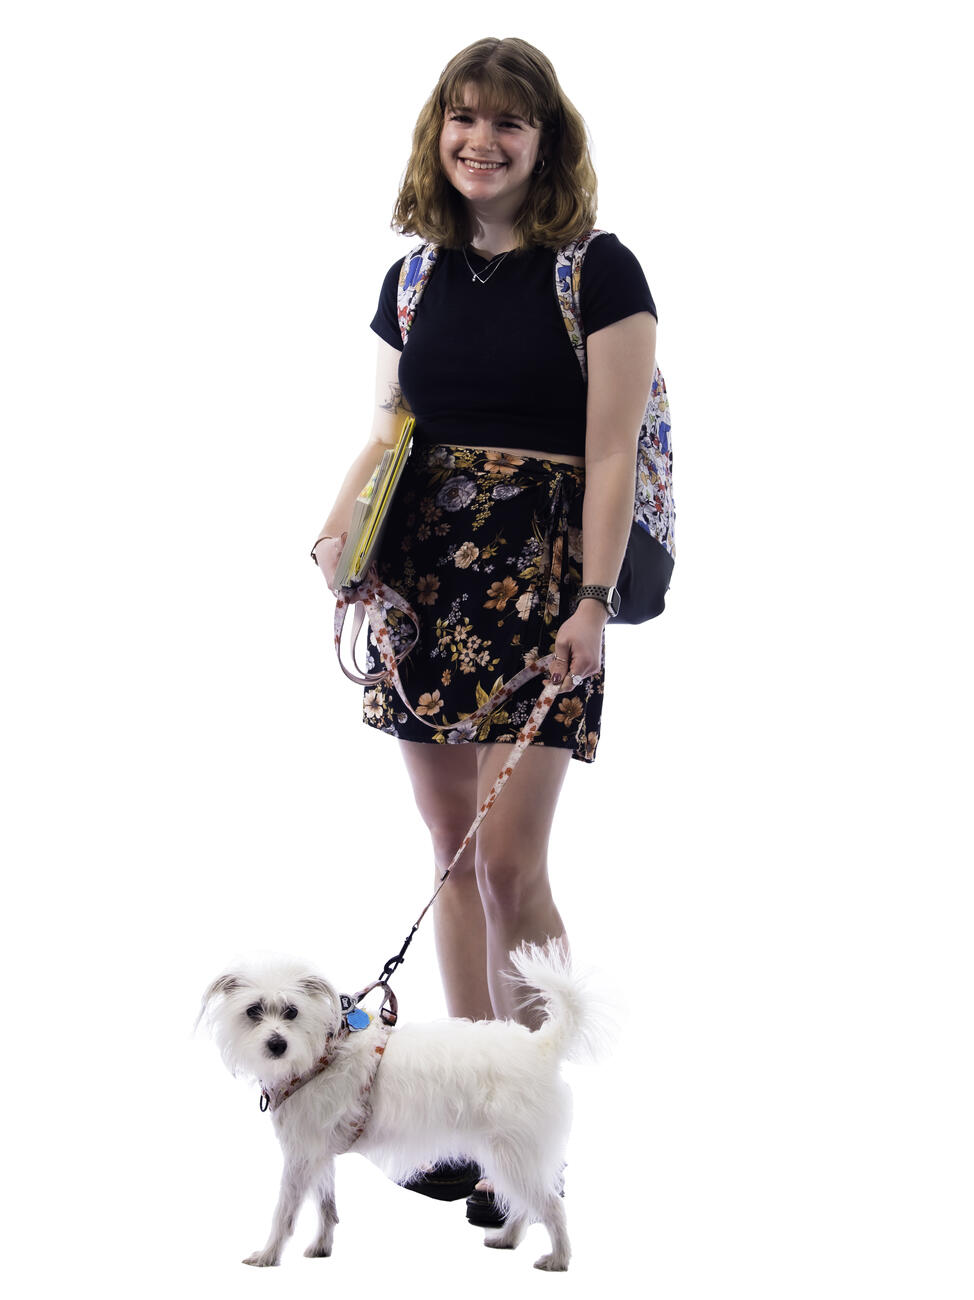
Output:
[331,572,564,994]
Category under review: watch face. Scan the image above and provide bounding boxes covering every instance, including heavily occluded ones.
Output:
[608,587,621,618]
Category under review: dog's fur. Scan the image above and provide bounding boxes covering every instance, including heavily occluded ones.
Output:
[199,942,602,1271]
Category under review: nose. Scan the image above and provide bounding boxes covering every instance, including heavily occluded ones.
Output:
[266,1034,287,1058]
[469,117,495,153]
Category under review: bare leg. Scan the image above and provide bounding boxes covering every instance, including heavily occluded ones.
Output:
[398,741,492,1020]
[243,1162,309,1267]
[303,1160,338,1258]
[474,744,572,1026]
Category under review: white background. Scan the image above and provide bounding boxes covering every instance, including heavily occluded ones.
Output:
[2,2,970,1297]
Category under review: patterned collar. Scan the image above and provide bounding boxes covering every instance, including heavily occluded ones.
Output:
[259,1030,346,1113]
[259,1025,392,1142]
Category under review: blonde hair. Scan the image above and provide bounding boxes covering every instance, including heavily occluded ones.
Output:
[392,37,598,250]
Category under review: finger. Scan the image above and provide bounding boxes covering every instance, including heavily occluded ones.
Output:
[548,639,573,684]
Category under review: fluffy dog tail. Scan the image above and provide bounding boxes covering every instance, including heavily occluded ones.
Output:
[508,941,615,1064]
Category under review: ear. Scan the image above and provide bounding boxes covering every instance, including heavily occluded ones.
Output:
[194,972,244,1033]
[300,976,337,1000]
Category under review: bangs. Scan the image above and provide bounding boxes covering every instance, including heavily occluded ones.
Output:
[440,63,547,128]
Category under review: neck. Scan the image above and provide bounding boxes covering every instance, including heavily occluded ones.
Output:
[466,210,519,259]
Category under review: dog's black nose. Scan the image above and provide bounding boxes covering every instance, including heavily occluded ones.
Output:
[266,1035,288,1058]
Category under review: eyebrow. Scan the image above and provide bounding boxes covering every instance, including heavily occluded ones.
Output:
[450,104,531,123]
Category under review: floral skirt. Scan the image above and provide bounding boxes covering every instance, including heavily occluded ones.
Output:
[362,443,604,763]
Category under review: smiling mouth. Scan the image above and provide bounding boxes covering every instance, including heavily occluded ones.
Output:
[460,159,506,171]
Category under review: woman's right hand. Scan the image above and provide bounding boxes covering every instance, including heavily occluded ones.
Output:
[312,533,346,591]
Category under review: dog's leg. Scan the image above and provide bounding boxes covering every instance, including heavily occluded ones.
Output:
[484,1211,527,1251]
[484,1142,571,1272]
[533,1193,570,1272]
[304,1159,338,1258]
[243,1163,309,1267]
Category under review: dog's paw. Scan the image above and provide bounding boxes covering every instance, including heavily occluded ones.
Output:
[242,1251,280,1267]
[484,1234,517,1251]
[303,1243,333,1258]
[534,1253,569,1272]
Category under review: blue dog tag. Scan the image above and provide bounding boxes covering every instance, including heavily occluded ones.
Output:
[346,1008,371,1031]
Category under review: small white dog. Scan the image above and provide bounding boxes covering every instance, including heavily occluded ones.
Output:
[199,942,603,1271]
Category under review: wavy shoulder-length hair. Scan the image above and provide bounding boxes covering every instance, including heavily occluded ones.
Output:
[392,37,597,251]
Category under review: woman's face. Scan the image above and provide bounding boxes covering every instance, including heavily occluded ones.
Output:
[438,84,542,221]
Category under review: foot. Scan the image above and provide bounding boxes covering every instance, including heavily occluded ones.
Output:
[242,1250,280,1267]
[466,1179,506,1228]
[534,1252,569,1272]
[399,1158,481,1202]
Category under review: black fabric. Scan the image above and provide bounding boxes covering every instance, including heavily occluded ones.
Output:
[615,526,674,624]
[370,234,656,458]
[364,444,604,763]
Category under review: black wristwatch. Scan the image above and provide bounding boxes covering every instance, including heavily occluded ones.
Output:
[575,584,621,619]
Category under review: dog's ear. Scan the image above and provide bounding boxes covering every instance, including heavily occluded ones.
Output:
[300,976,336,1000]
[194,972,245,1032]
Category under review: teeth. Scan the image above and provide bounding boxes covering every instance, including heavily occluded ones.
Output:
[463,160,503,170]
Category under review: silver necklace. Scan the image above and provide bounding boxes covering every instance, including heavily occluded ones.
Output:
[462,245,511,285]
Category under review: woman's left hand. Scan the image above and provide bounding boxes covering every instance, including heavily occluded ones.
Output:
[547,600,607,690]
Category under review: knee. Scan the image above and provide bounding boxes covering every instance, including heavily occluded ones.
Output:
[476,849,546,921]
[421,816,477,874]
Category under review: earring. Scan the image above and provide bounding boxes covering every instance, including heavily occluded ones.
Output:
[533,157,546,175]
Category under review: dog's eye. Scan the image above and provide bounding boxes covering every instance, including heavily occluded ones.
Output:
[282,1005,298,1021]
[246,1004,262,1021]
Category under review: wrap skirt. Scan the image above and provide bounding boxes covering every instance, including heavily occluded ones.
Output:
[362,443,604,763]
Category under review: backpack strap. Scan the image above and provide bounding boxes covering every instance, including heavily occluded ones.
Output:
[554,228,610,382]
[554,229,674,562]
[397,242,440,344]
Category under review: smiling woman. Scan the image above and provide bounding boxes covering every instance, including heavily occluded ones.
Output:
[438,96,542,231]
[310,35,661,1220]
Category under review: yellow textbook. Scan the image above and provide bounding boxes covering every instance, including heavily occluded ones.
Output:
[333,416,415,589]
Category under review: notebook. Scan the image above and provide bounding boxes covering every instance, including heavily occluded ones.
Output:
[333,416,415,589]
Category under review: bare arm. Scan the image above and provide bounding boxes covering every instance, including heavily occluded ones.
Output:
[549,311,656,683]
[311,339,410,584]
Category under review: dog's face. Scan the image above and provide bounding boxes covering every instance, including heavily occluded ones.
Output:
[199,960,342,1084]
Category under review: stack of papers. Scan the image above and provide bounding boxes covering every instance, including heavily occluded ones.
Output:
[333,416,415,589]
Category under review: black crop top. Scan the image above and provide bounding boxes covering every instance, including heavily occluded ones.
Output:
[370,234,656,457]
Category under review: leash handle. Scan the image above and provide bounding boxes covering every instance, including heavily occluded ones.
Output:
[334,573,556,735]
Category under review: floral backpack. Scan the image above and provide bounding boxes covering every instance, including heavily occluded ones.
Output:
[396,231,675,623]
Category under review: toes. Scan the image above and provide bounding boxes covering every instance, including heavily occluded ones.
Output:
[534,1254,569,1272]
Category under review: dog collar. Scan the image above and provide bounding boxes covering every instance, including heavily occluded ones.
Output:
[260,1024,392,1118]
[259,1026,392,1155]
[260,1029,346,1113]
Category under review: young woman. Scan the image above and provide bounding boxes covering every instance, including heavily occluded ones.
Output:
[313,36,657,1207]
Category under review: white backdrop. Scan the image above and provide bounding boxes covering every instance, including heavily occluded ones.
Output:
[2,2,970,1297]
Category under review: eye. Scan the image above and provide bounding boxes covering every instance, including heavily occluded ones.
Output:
[449,111,472,123]
[246,1004,262,1021]
[282,1005,298,1021]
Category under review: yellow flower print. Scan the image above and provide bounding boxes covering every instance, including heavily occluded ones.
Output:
[484,451,525,476]
[454,541,479,569]
[416,573,440,605]
[555,696,583,728]
[363,689,384,720]
[417,690,443,716]
[485,576,518,611]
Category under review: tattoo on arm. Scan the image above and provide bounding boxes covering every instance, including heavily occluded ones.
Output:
[379,384,404,414]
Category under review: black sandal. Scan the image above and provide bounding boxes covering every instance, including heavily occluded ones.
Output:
[465,1183,507,1228]
[466,1168,566,1228]
[399,1159,482,1202]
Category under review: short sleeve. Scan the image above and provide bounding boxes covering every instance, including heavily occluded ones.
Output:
[370,258,406,351]
[579,234,657,336]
